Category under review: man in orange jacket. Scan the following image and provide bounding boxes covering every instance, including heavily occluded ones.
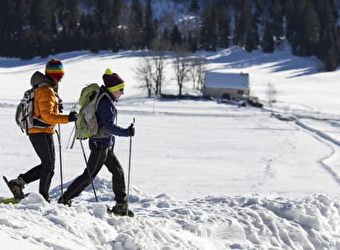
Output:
[8,59,77,202]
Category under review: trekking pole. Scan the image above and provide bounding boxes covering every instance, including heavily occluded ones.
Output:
[74,123,99,202]
[66,124,76,149]
[57,124,64,200]
[126,118,135,215]
[79,138,98,202]
[67,104,78,150]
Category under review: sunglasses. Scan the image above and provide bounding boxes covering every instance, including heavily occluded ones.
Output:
[119,88,124,93]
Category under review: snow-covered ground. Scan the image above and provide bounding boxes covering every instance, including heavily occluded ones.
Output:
[0,47,340,249]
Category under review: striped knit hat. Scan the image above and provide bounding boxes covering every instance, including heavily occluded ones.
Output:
[45,59,65,81]
[102,68,126,92]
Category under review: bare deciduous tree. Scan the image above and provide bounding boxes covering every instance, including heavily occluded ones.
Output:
[150,40,168,96]
[173,45,191,96]
[135,54,154,97]
[189,56,207,91]
[135,40,168,97]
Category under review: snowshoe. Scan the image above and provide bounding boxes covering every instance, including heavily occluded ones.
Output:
[107,203,134,217]
[3,176,26,200]
[0,193,30,204]
[57,196,72,207]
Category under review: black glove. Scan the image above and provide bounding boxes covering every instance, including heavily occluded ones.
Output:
[68,111,78,122]
[59,102,64,113]
[55,93,63,113]
[128,124,135,136]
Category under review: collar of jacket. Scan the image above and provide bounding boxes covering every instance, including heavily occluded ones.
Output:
[100,85,117,102]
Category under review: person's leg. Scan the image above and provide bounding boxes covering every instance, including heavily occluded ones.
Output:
[15,133,55,201]
[105,147,134,216]
[61,141,108,202]
[105,147,126,203]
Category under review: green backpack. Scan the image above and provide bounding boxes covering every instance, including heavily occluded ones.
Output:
[76,83,104,139]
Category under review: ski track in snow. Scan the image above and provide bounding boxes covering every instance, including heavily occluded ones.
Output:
[266,98,340,194]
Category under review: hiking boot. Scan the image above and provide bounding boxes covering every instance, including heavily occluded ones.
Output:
[110,202,134,217]
[57,196,72,207]
[8,178,26,200]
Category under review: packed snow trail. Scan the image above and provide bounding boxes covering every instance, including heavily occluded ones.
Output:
[1,178,340,250]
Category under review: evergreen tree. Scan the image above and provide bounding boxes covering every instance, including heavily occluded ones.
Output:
[335,27,340,66]
[171,25,182,46]
[30,0,55,35]
[19,30,38,59]
[78,14,97,49]
[284,0,295,43]
[200,2,218,51]
[189,0,200,13]
[111,0,124,29]
[261,22,275,53]
[127,0,144,49]
[314,0,336,32]
[59,0,80,36]
[217,6,230,48]
[290,0,308,56]
[108,0,124,51]
[233,13,242,46]
[319,27,340,71]
[29,0,57,57]
[0,0,20,56]
[144,0,157,49]
[232,0,247,12]
[234,3,253,48]
[314,0,338,60]
[245,30,255,52]
[304,0,321,56]
[235,2,259,52]
[324,46,338,71]
[271,0,284,40]
[162,27,171,42]
[188,32,198,52]
[93,0,112,32]
[90,32,101,53]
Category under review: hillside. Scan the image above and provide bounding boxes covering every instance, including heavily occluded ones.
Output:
[0,47,340,249]
[1,0,340,70]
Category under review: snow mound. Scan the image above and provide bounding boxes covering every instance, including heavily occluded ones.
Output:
[1,181,340,249]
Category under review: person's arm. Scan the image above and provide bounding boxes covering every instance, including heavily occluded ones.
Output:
[37,87,69,124]
[96,98,132,137]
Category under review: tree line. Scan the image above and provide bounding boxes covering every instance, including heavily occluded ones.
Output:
[0,0,340,71]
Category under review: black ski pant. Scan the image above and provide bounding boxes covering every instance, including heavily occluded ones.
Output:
[19,133,55,201]
[62,141,127,203]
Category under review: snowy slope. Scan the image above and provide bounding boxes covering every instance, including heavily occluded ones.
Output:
[0,47,340,249]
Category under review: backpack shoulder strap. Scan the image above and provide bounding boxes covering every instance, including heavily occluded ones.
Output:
[94,90,112,112]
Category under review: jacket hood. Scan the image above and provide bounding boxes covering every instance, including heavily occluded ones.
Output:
[30,71,53,87]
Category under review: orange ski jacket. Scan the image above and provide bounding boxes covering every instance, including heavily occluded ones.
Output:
[28,72,69,134]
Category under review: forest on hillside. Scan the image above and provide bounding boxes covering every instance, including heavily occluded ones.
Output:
[0,0,339,71]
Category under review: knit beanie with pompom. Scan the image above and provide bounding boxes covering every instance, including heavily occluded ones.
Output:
[102,68,125,92]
